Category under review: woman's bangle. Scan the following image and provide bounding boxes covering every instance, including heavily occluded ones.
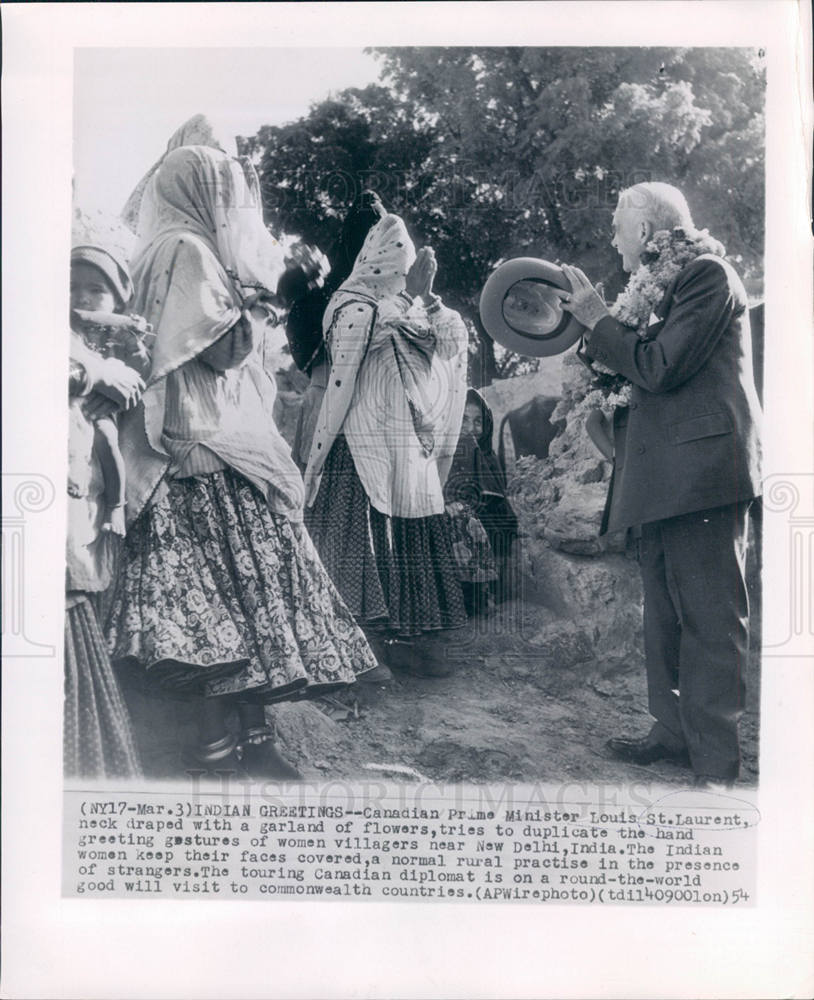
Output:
[69,360,90,396]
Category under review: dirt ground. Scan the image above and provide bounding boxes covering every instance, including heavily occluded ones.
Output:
[122,592,761,789]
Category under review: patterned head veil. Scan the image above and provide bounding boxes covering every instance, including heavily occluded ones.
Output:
[337,213,417,301]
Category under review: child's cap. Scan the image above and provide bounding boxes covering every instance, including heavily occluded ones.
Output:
[71,245,134,309]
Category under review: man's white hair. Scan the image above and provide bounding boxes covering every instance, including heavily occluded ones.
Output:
[618,182,695,234]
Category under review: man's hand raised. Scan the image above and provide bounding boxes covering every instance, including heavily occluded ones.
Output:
[558,264,610,331]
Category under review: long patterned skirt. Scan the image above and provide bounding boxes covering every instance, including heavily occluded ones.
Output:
[306,437,467,637]
[64,595,142,780]
[105,469,377,699]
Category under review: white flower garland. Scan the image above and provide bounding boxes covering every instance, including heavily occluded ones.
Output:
[583,226,726,415]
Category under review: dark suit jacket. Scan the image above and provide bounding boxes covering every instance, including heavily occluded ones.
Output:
[585,255,762,533]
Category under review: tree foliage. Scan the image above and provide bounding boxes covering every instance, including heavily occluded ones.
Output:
[245,47,765,384]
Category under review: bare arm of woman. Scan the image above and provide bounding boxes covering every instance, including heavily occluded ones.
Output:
[198,313,254,371]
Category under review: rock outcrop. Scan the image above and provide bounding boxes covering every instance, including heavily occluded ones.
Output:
[508,349,644,677]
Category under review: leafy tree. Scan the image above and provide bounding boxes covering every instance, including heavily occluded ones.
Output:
[246,47,765,384]
[243,85,438,262]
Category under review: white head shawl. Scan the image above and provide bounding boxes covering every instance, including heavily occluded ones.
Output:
[121,145,299,525]
[132,144,285,297]
[122,114,225,233]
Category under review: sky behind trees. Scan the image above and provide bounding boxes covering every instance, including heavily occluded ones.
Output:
[72,48,379,214]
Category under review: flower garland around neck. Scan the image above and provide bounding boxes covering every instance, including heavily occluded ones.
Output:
[583,226,726,415]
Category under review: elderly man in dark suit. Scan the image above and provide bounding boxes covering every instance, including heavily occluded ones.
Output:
[560,182,762,787]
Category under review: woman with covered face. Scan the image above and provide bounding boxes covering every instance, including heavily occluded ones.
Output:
[105,144,378,779]
[303,210,469,676]
[285,191,385,470]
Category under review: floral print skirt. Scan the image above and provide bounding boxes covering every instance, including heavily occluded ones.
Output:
[105,468,377,699]
[306,437,467,636]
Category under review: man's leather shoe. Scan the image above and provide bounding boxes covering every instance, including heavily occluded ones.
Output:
[606,735,690,767]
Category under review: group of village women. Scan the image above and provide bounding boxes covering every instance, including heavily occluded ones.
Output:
[66,119,517,782]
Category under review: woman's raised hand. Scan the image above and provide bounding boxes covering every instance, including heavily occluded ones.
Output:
[406,247,438,299]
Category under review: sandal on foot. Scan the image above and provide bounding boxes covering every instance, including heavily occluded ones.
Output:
[188,733,248,781]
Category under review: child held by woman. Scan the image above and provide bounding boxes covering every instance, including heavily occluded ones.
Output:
[66,243,147,780]
[69,246,154,536]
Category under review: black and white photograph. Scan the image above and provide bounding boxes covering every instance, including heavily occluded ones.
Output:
[66,43,766,789]
[2,3,813,998]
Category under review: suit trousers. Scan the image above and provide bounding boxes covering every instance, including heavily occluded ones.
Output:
[638,501,751,781]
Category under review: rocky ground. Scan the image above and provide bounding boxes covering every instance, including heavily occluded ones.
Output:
[274,595,760,788]
[122,579,760,789]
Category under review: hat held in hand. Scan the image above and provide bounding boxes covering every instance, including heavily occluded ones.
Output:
[479,257,586,357]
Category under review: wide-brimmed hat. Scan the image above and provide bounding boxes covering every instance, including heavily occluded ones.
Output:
[479,257,586,357]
